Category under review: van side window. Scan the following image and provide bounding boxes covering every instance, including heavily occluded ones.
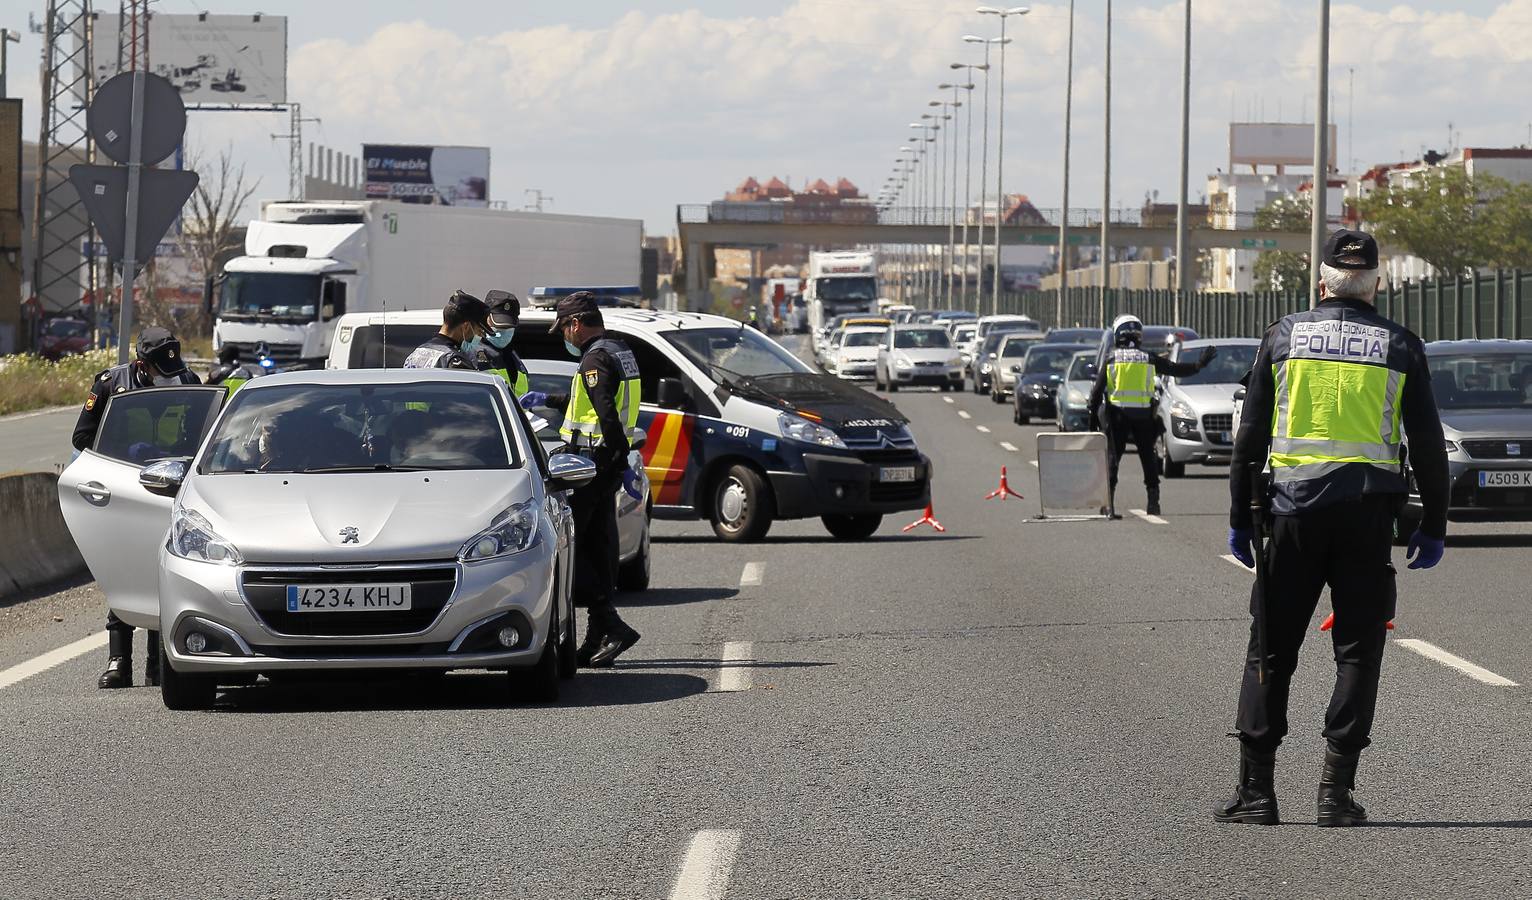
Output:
[611,331,682,404]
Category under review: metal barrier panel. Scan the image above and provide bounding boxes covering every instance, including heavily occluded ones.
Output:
[1036,431,1110,516]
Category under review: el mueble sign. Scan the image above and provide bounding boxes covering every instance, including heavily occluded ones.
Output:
[363,145,490,207]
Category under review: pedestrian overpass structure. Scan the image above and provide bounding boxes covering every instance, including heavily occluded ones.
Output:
[675,203,1308,309]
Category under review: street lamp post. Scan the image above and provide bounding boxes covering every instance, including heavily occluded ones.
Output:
[911,121,939,302]
[1309,0,1331,309]
[1174,0,1192,323]
[978,6,1028,316]
[933,94,962,309]
[1099,0,1113,326]
[1057,0,1075,327]
[951,63,983,312]
[963,36,996,314]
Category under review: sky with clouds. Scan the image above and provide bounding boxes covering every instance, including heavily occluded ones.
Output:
[5,0,1530,232]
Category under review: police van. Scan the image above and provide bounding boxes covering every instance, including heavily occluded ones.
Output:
[326,292,932,541]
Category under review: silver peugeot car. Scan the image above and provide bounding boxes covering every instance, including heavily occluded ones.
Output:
[58,369,596,710]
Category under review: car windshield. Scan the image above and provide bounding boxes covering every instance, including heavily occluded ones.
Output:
[201,381,517,474]
[1067,354,1098,381]
[665,326,812,381]
[1024,346,1084,373]
[219,272,320,320]
[1429,352,1532,409]
[1174,343,1260,385]
[1049,328,1104,344]
[894,328,952,349]
[816,277,876,302]
[842,330,883,348]
[1001,338,1039,358]
[954,326,977,343]
[980,319,1037,337]
[47,319,89,337]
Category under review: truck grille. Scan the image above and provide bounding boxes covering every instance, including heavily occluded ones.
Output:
[1461,439,1530,460]
[222,341,305,366]
[1202,414,1234,445]
[240,565,457,637]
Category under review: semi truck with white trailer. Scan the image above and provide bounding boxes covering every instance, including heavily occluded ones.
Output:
[214,200,642,368]
[805,251,879,334]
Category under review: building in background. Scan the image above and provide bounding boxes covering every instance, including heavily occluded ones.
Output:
[711,176,871,285]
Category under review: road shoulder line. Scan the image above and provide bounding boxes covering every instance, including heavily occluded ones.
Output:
[1395,638,1520,687]
[1129,509,1168,525]
[669,829,743,900]
[0,631,107,691]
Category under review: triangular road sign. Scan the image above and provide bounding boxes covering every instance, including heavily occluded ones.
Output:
[69,165,200,273]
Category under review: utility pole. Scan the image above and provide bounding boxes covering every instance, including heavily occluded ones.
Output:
[524,188,553,212]
[1174,0,1191,323]
[1099,0,1113,325]
[1309,0,1330,308]
[964,35,995,314]
[0,29,20,98]
[1057,0,1075,327]
[271,103,319,201]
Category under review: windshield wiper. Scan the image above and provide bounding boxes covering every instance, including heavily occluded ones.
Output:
[300,464,427,473]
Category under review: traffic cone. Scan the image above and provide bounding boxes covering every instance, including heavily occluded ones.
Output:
[984,466,1024,501]
[902,502,946,533]
[1319,612,1394,631]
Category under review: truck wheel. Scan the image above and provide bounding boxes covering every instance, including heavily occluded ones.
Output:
[710,464,774,542]
[1156,431,1185,478]
[822,514,882,540]
[617,516,652,591]
[160,637,217,711]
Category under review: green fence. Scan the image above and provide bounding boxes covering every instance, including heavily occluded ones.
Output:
[947,270,1532,342]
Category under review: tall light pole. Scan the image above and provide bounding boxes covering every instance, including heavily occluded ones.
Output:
[951,64,982,311]
[1099,0,1113,325]
[935,92,962,309]
[925,106,948,307]
[964,35,998,314]
[1174,0,1192,323]
[912,121,939,301]
[1057,1,1075,327]
[1309,0,1331,309]
[978,6,1028,315]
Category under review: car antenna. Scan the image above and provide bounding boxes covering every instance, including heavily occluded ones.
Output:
[381,290,388,370]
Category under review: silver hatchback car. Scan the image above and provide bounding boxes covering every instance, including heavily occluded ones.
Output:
[58,369,598,710]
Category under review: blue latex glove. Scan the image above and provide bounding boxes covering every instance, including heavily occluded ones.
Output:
[1228,527,1255,568]
[1405,531,1444,570]
[519,391,549,410]
[622,467,644,501]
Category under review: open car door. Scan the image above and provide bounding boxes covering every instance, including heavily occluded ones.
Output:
[57,386,227,629]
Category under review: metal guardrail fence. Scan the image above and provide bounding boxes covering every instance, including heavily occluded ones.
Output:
[678,202,1266,230]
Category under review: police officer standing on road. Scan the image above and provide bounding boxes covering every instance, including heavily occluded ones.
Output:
[1087,314,1216,516]
[206,344,259,390]
[1217,229,1449,827]
[71,325,201,689]
[539,292,642,667]
[478,290,532,396]
[403,291,495,370]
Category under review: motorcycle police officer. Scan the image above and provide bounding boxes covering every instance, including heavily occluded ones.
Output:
[403,291,497,370]
[71,326,201,689]
[1218,229,1449,827]
[542,292,642,667]
[206,344,259,390]
[1087,314,1215,516]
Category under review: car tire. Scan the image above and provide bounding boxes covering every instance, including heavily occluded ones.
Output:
[821,513,882,540]
[160,636,217,711]
[710,463,774,542]
[887,380,898,392]
[514,629,561,703]
[1156,431,1186,478]
[617,515,651,591]
[555,601,578,680]
[990,388,1004,404]
[1016,408,1030,425]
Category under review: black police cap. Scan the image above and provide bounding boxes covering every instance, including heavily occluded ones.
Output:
[137,326,187,375]
[548,291,600,333]
[443,290,495,332]
[485,289,520,329]
[1323,229,1379,270]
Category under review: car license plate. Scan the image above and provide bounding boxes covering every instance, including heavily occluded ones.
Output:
[1478,470,1532,488]
[1219,432,1232,443]
[880,466,917,483]
[286,583,412,612]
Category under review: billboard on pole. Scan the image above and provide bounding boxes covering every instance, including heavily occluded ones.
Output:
[363,145,490,207]
[1229,123,1337,169]
[90,14,287,106]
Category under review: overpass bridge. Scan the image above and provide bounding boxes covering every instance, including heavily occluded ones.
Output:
[675,203,1308,308]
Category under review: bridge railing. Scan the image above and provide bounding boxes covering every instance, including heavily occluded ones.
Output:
[680,202,1270,231]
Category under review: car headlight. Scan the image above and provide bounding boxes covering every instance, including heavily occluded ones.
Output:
[947,354,963,367]
[459,499,539,561]
[1444,440,1458,452]
[168,506,242,565]
[778,412,847,449]
[894,357,913,370]
[1169,400,1195,420]
[980,362,992,374]
[1065,387,1086,405]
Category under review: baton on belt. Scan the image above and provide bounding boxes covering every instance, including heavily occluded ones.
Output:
[1248,462,1271,685]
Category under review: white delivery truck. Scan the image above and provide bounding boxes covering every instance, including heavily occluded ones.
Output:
[805,251,879,334]
[214,200,642,368]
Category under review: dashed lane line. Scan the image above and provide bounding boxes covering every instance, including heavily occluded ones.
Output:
[976,425,991,434]
[1221,554,1254,573]
[943,396,954,404]
[957,410,972,420]
[0,632,108,691]
[1395,639,1520,687]
[1129,508,1167,525]
[999,441,1019,452]
[713,641,754,693]
[669,829,743,900]
[738,561,765,588]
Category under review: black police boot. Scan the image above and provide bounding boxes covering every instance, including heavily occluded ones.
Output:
[1107,486,1123,520]
[144,631,161,687]
[1213,746,1280,825]
[575,629,606,668]
[1146,485,1161,516]
[97,629,133,690]
[587,608,640,669]
[1317,749,1368,827]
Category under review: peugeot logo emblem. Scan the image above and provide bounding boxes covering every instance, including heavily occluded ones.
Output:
[339,526,360,544]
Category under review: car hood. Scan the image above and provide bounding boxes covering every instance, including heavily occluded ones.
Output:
[181,469,536,563]
[1440,408,1532,439]
[838,346,880,360]
[722,372,907,428]
[893,347,958,363]
[1169,382,1241,412]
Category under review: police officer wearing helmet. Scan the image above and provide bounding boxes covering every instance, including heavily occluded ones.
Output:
[540,292,642,667]
[71,325,201,689]
[478,289,532,396]
[1087,314,1215,516]
[1217,229,1449,827]
[206,344,259,391]
[402,291,495,370]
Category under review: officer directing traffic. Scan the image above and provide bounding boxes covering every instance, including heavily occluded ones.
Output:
[540,292,643,667]
[72,326,201,689]
[1217,229,1449,827]
[1087,315,1215,516]
[403,291,496,370]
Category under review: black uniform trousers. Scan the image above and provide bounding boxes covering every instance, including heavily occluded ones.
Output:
[1237,495,1397,755]
[566,466,623,629]
[1104,407,1159,491]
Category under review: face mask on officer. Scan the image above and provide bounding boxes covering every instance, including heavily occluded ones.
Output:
[485,330,514,350]
[151,373,180,387]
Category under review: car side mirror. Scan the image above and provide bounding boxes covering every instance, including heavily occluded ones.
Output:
[629,427,648,452]
[139,458,190,497]
[546,453,598,491]
[1010,364,1022,374]
[656,377,687,409]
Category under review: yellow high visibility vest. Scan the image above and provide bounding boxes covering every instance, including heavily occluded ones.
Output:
[559,339,641,443]
[1106,351,1154,409]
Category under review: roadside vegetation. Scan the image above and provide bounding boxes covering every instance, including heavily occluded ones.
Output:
[0,349,114,417]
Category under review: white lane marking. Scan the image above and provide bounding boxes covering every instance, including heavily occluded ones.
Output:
[0,632,109,691]
[957,410,972,420]
[976,425,991,434]
[1028,460,1039,468]
[1221,554,1255,573]
[1129,508,1167,525]
[714,641,754,693]
[1395,639,1520,687]
[669,829,743,900]
[943,396,954,404]
[999,441,1019,452]
[0,403,75,423]
[738,562,765,588]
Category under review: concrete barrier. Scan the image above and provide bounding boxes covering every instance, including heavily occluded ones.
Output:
[0,472,86,598]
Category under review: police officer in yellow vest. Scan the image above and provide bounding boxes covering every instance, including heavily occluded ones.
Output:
[1087,314,1215,516]
[206,344,260,391]
[478,289,531,395]
[71,325,201,689]
[539,292,642,668]
[1217,229,1449,828]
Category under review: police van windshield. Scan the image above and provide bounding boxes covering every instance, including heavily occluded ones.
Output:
[664,326,813,380]
[1428,352,1532,409]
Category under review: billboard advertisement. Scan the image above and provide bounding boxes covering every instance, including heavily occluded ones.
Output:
[1230,123,1337,169]
[90,14,287,105]
[363,144,490,207]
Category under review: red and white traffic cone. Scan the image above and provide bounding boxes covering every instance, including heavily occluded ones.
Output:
[984,466,1024,501]
[902,502,946,533]
[1319,612,1394,632]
